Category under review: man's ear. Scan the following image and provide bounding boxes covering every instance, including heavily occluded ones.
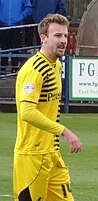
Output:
[40,34,47,44]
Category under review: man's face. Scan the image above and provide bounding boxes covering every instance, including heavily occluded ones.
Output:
[41,23,68,60]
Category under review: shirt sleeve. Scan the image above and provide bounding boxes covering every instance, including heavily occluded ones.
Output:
[22,0,32,20]
[19,69,43,104]
[56,0,66,16]
[20,101,65,136]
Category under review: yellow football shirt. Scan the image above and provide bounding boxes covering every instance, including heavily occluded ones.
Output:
[14,51,65,154]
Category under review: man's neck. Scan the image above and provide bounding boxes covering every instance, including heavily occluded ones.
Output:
[40,47,57,62]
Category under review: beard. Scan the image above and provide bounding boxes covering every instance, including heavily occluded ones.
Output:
[56,48,66,57]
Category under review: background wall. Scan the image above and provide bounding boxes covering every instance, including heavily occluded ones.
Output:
[66,0,91,26]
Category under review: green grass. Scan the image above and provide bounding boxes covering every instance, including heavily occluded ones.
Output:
[0,113,98,201]
[0,114,16,201]
[60,113,98,201]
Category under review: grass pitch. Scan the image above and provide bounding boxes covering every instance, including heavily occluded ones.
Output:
[0,113,98,201]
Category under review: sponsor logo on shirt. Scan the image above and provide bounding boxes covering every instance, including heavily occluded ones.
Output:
[48,92,61,101]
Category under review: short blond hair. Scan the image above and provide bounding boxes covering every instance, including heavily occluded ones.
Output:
[38,13,69,36]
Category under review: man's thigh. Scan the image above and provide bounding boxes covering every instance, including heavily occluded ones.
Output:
[14,153,74,201]
[14,154,48,201]
[29,172,48,201]
[47,153,74,201]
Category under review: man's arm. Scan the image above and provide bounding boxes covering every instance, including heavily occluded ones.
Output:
[21,101,82,152]
[22,0,32,20]
[21,101,65,135]
[56,0,67,16]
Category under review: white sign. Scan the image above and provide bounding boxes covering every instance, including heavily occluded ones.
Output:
[61,56,66,78]
[70,57,98,100]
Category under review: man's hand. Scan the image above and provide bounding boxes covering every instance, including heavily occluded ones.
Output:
[63,127,82,153]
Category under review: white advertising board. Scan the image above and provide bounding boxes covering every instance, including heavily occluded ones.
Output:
[69,57,98,100]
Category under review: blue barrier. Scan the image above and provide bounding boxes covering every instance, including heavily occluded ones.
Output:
[61,55,70,113]
[65,55,69,113]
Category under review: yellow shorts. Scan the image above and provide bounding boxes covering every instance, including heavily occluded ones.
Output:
[13,151,74,201]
